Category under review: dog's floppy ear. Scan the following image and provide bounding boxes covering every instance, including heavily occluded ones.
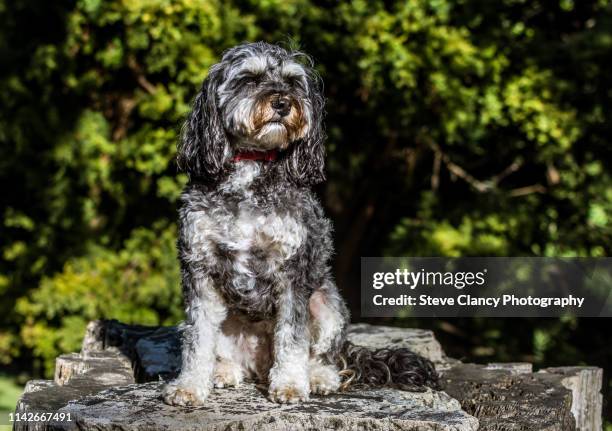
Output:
[177,64,230,181]
[282,68,326,186]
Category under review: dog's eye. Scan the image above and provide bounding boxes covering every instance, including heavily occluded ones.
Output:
[241,74,262,86]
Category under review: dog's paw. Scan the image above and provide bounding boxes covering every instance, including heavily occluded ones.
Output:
[213,360,243,388]
[309,363,340,396]
[268,381,310,404]
[162,381,209,406]
[268,362,310,403]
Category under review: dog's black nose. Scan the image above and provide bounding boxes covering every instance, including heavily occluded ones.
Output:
[271,96,291,117]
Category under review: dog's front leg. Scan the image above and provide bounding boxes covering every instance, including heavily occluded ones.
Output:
[163,275,226,406]
[268,280,310,403]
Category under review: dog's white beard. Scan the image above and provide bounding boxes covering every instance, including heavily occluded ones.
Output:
[254,123,288,148]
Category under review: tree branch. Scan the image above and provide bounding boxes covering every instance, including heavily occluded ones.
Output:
[418,131,530,195]
[127,55,156,95]
[509,184,547,197]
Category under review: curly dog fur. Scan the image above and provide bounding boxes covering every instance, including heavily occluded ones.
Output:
[162,42,438,406]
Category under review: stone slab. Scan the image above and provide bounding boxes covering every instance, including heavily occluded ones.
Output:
[50,381,478,431]
[13,320,605,431]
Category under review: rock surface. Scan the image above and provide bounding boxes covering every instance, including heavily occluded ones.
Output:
[444,363,576,431]
[52,382,476,431]
[541,367,603,431]
[13,320,604,431]
[15,349,135,431]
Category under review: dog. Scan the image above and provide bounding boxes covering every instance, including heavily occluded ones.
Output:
[162,42,439,406]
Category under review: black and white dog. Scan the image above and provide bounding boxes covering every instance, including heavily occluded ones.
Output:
[163,42,438,406]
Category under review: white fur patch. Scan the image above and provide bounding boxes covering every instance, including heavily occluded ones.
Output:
[254,123,288,147]
[309,358,340,395]
[240,55,268,76]
[216,313,274,382]
[213,359,244,388]
[309,286,345,356]
[187,163,307,275]
[281,62,306,79]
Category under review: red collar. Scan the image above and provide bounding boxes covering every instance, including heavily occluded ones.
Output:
[231,149,278,162]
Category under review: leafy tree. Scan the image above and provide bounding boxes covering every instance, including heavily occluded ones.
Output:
[0,0,610,419]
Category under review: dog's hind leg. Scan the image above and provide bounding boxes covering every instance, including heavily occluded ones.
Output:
[213,358,244,388]
[214,318,245,388]
[308,279,349,395]
[163,275,226,406]
[214,313,275,388]
[309,279,349,358]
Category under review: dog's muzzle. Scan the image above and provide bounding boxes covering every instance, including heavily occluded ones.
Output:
[270,95,291,117]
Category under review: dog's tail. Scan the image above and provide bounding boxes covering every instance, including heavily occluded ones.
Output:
[337,342,440,391]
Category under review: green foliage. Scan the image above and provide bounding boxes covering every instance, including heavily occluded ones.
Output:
[0,1,610,417]
[17,222,181,374]
[0,374,22,415]
[323,0,611,260]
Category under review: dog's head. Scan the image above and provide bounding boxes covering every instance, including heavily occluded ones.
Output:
[177,42,325,185]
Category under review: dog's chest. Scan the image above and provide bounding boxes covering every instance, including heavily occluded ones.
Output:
[185,197,306,317]
[213,207,307,262]
[187,207,307,263]
[234,209,307,257]
[218,162,307,260]
[185,164,308,268]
